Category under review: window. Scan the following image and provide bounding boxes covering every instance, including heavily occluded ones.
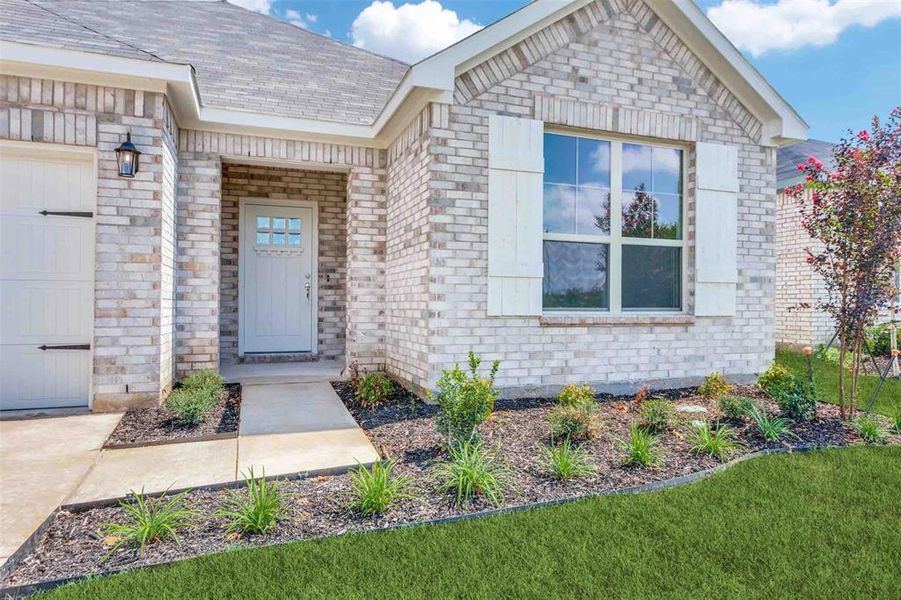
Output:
[256,215,301,246]
[543,132,684,312]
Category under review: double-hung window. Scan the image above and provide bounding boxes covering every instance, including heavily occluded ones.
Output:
[542,131,685,313]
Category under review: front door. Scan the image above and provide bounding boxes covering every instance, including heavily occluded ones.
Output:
[241,204,315,354]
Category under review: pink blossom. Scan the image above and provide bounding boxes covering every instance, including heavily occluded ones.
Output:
[858,130,870,142]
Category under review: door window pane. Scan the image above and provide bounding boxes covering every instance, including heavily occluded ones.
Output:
[544,134,576,185]
[543,241,609,310]
[272,217,286,232]
[288,218,301,232]
[271,232,285,245]
[256,231,269,244]
[255,216,270,230]
[622,245,681,310]
[288,233,301,246]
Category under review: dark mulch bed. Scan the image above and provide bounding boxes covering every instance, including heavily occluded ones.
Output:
[103,384,241,448]
[5,382,897,589]
[859,354,900,378]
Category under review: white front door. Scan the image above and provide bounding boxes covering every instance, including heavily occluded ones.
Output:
[241,203,315,354]
[0,144,95,411]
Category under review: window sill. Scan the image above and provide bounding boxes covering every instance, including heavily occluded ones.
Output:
[539,314,696,327]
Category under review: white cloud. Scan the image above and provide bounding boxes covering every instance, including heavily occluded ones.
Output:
[227,0,272,14]
[351,0,482,63]
[280,7,319,29]
[708,0,901,57]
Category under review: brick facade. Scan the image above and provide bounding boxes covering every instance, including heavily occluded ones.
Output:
[382,0,778,395]
[775,189,834,346]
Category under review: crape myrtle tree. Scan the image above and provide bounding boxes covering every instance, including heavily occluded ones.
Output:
[785,107,901,419]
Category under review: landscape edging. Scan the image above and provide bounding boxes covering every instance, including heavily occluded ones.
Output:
[0,443,828,598]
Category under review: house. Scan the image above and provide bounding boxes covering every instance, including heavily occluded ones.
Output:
[0,0,808,412]
[775,139,837,347]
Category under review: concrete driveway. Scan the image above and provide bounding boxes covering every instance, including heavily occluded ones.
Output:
[0,413,121,567]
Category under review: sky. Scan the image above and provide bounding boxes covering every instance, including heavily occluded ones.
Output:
[230,0,901,143]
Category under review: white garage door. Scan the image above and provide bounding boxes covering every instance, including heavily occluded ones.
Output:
[0,144,95,411]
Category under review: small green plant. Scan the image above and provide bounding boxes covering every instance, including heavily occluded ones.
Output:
[850,415,889,443]
[436,441,510,506]
[164,387,218,427]
[717,395,756,421]
[698,372,730,399]
[216,469,284,535]
[181,369,224,393]
[432,352,500,444]
[638,398,674,433]
[688,422,739,461]
[556,384,595,409]
[350,460,412,515]
[101,489,197,555]
[770,379,817,421]
[866,324,892,356]
[892,412,901,434]
[744,404,798,442]
[616,422,663,468]
[549,404,599,440]
[355,373,393,409]
[542,438,595,479]
[818,346,853,368]
[757,364,795,395]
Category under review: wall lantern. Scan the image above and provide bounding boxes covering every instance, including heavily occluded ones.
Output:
[115,132,141,178]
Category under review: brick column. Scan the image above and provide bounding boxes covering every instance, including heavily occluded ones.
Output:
[345,164,388,371]
[92,97,167,411]
[175,152,222,376]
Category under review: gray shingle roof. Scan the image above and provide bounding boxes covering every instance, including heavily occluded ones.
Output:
[777,139,836,188]
[1,0,410,125]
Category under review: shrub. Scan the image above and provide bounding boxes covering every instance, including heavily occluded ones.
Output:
[688,422,739,461]
[638,398,674,433]
[216,469,284,535]
[819,346,853,368]
[436,441,510,506]
[557,384,595,409]
[770,379,817,421]
[164,387,218,427]
[633,384,651,405]
[102,489,197,555]
[850,415,889,443]
[432,352,500,444]
[355,373,393,409]
[866,324,892,356]
[757,364,795,396]
[744,404,798,442]
[542,438,595,479]
[549,404,599,440]
[717,395,756,421]
[350,459,412,515]
[616,422,663,468]
[181,369,224,394]
[698,372,730,399]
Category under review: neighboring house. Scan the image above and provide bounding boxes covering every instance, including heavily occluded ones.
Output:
[0,0,807,412]
[775,139,837,346]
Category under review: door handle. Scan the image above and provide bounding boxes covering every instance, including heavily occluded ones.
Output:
[305,281,311,299]
[38,344,91,351]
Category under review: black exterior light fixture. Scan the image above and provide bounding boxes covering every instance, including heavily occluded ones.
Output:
[115,132,141,177]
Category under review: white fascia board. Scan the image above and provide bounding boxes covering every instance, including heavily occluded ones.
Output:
[659,0,808,146]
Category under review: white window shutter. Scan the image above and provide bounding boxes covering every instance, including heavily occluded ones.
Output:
[695,142,738,317]
[487,115,544,316]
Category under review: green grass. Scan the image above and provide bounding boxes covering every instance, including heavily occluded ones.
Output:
[775,348,900,417]
[45,446,900,599]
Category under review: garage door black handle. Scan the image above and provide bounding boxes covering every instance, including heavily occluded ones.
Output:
[38,344,91,351]
[38,210,93,218]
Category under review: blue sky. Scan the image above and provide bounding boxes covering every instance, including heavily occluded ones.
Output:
[247,0,901,142]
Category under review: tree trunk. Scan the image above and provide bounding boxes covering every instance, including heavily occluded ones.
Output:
[837,339,847,420]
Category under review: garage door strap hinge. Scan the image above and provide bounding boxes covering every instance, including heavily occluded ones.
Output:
[38,210,93,218]
[38,344,91,351]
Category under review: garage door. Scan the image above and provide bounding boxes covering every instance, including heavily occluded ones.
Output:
[0,144,95,411]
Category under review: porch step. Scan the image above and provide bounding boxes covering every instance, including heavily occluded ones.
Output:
[220,360,345,385]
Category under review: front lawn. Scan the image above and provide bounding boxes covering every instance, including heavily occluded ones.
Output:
[776,348,900,417]
[45,446,900,599]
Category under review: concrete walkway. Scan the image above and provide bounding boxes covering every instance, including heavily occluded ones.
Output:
[67,380,378,504]
[0,413,121,566]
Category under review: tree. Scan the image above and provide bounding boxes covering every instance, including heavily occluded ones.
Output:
[785,107,901,418]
